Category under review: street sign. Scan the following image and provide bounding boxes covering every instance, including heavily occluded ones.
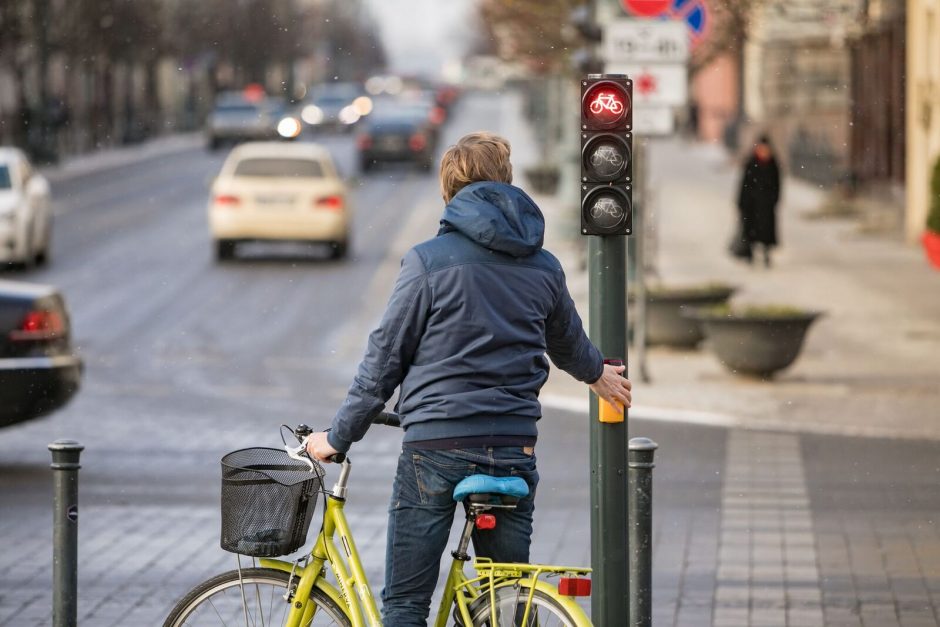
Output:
[606,64,687,107]
[603,19,689,64]
[621,0,671,17]
[633,106,674,136]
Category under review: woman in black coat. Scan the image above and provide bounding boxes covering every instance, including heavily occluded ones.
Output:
[736,135,781,267]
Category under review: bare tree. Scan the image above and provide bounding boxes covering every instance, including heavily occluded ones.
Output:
[478,0,577,73]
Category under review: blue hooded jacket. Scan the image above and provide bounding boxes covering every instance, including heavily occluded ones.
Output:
[328,181,604,451]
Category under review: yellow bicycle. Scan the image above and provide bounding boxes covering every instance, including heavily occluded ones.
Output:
[163,414,593,626]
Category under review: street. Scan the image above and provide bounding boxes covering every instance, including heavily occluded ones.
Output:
[1,91,939,627]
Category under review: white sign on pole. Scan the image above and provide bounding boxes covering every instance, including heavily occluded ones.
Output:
[607,64,688,107]
[632,106,675,136]
[603,20,689,64]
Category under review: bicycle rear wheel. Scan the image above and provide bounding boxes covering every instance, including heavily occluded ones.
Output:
[163,567,351,627]
[466,586,581,626]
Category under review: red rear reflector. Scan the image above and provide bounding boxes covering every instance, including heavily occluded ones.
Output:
[357,134,372,150]
[409,133,427,152]
[10,310,65,341]
[558,577,591,597]
[315,195,343,210]
[475,514,496,530]
[214,194,240,206]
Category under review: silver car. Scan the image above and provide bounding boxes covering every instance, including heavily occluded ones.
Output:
[206,92,284,149]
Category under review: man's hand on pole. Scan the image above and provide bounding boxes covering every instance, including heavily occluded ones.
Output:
[589,363,633,409]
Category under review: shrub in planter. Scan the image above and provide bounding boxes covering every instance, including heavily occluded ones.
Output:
[635,283,736,349]
[684,304,822,378]
[923,155,940,269]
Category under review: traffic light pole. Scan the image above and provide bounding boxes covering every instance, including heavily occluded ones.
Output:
[588,235,629,624]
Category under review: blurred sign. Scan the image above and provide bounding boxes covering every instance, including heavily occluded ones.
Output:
[603,20,689,63]
[621,0,671,17]
[616,0,711,49]
[605,64,687,107]
[633,106,674,136]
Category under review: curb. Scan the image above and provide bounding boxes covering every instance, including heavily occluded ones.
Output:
[40,133,204,184]
[539,393,940,442]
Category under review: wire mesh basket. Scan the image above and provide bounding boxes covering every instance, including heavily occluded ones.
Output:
[220,447,325,557]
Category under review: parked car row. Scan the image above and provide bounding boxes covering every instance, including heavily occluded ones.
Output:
[0,147,52,269]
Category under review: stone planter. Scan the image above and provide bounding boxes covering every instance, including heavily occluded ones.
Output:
[638,285,736,349]
[685,307,822,378]
[523,165,560,195]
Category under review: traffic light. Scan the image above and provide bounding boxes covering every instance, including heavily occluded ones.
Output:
[580,75,633,236]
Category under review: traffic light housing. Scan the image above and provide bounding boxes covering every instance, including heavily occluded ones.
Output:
[580,75,633,236]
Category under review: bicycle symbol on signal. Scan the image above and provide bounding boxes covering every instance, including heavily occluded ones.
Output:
[590,145,625,168]
[590,197,624,220]
[589,93,624,116]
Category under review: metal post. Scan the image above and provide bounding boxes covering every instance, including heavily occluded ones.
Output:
[628,437,658,627]
[588,234,629,625]
[49,439,83,627]
[633,138,651,383]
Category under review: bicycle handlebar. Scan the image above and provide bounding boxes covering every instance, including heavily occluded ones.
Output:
[283,412,401,469]
[373,411,402,428]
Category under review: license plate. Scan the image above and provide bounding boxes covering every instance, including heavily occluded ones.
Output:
[255,194,295,206]
[379,136,404,150]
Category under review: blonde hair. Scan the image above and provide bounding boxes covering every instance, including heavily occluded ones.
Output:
[439,132,513,203]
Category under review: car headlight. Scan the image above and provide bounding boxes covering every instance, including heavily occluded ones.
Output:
[302,105,324,125]
[338,105,361,125]
[277,117,302,139]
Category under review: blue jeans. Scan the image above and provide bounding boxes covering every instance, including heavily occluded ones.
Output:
[381,445,539,626]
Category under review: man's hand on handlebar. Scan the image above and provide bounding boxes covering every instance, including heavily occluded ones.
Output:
[305,432,340,463]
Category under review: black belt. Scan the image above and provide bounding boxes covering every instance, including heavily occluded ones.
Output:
[404,435,537,450]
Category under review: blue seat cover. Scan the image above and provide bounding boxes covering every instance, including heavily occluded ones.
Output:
[453,475,529,502]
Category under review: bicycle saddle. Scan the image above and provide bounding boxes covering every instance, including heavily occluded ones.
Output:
[453,475,529,503]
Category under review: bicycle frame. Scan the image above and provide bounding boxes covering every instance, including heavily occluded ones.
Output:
[260,493,382,627]
[256,461,593,627]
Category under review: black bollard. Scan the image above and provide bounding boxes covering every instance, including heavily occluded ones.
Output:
[49,439,84,627]
[628,437,658,627]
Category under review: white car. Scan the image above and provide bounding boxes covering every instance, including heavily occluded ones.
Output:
[0,147,52,268]
[208,142,351,260]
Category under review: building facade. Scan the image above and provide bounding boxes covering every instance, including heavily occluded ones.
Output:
[906,0,940,242]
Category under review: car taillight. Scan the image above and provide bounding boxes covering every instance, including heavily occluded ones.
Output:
[10,310,65,342]
[430,106,446,125]
[409,133,427,152]
[558,577,591,597]
[315,196,343,210]
[357,134,373,150]
[214,194,241,207]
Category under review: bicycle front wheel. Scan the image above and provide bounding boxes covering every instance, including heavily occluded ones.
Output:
[163,567,351,627]
[467,586,582,626]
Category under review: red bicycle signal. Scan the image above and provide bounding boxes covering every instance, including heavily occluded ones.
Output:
[582,82,630,129]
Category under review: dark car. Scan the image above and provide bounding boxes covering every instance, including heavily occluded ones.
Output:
[300,82,365,133]
[357,109,436,173]
[0,280,82,427]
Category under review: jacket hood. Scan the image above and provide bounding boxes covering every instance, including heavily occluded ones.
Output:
[439,182,544,257]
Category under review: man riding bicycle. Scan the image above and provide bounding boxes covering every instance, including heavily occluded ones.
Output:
[306,131,632,626]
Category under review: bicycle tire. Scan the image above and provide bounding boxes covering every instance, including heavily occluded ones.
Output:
[463,586,581,626]
[163,567,351,627]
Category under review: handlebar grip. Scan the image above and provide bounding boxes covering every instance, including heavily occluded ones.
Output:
[373,412,402,427]
[329,453,346,464]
